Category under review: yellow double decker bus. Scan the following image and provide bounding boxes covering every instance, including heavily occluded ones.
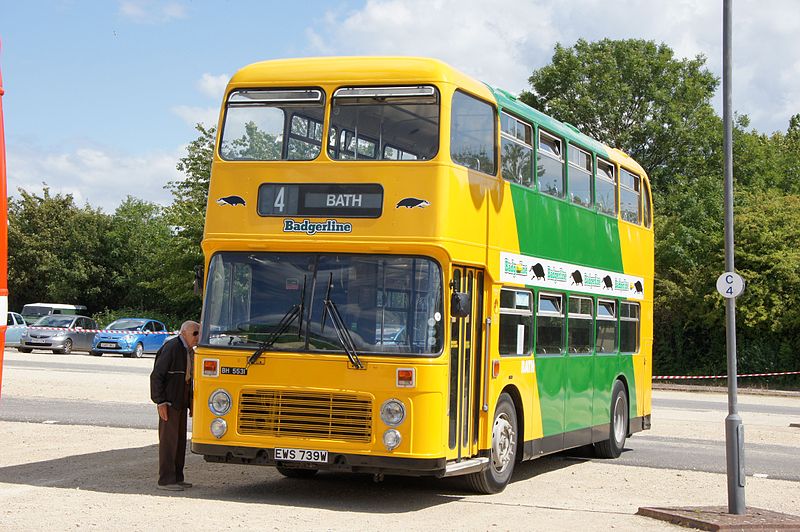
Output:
[193,57,653,493]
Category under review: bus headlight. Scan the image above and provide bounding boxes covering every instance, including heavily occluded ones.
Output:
[210,418,227,439]
[383,429,402,450]
[208,389,232,416]
[380,399,406,426]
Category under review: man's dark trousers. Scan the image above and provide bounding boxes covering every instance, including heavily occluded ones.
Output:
[158,393,188,485]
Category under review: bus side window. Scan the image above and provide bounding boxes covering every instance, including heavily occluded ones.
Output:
[568,144,592,207]
[620,168,641,224]
[567,296,593,354]
[620,302,640,353]
[500,112,533,187]
[498,288,533,356]
[595,299,617,353]
[450,91,496,175]
[537,130,565,198]
[643,179,653,229]
[535,293,564,355]
[596,158,617,216]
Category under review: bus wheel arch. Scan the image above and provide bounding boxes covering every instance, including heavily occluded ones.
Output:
[500,384,525,463]
[466,389,520,494]
[594,378,629,459]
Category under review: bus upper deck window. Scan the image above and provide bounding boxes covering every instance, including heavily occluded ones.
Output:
[220,89,325,161]
[500,112,533,187]
[328,86,440,161]
[537,130,565,198]
[596,158,617,216]
[620,168,642,224]
[451,91,496,174]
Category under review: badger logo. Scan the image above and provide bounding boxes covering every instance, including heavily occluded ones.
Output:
[634,281,643,294]
[571,270,583,285]
[396,197,430,209]
[216,195,246,206]
[530,263,545,281]
[602,275,613,289]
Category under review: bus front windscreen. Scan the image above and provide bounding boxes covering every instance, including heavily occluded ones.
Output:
[202,253,443,356]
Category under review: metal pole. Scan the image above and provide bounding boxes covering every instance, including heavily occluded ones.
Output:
[723,0,745,515]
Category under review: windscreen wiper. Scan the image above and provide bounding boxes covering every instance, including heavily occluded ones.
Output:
[321,273,364,369]
[247,275,307,368]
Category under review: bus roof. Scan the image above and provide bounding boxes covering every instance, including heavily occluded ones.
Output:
[488,86,647,176]
[229,56,646,177]
[229,56,495,102]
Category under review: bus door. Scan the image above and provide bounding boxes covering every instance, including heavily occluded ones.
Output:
[447,266,484,460]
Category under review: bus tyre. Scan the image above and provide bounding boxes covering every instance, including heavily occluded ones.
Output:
[466,393,517,494]
[594,380,628,459]
[276,466,318,479]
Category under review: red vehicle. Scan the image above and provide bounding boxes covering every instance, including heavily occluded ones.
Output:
[0,38,8,396]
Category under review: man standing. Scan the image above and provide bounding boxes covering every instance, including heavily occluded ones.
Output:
[150,320,200,491]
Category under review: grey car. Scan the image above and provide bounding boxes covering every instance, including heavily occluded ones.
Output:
[18,315,98,354]
[5,312,28,347]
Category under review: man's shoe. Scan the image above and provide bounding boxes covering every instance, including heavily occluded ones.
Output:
[157,484,184,491]
[177,481,193,488]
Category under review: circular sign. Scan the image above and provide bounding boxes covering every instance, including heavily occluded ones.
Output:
[716,272,745,299]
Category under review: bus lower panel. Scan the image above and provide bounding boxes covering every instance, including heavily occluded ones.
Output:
[522,415,650,461]
[193,443,447,477]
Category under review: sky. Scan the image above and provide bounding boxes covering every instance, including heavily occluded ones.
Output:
[1,0,799,211]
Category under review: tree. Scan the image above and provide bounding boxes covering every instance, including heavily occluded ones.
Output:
[7,187,113,312]
[520,39,720,195]
[106,196,172,310]
[147,124,216,318]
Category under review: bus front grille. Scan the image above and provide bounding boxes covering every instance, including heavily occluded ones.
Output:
[238,390,373,443]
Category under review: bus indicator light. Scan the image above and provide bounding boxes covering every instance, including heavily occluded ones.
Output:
[203,359,219,377]
[396,368,415,388]
[492,360,501,379]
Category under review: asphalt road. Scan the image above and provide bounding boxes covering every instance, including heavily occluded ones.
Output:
[2,353,799,482]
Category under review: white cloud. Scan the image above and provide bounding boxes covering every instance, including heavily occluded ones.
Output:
[7,141,184,212]
[119,0,187,24]
[171,105,220,129]
[306,0,800,133]
[197,73,229,100]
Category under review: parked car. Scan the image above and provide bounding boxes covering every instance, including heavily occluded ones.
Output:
[91,318,169,358]
[5,312,28,347]
[21,303,87,324]
[18,315,98,354]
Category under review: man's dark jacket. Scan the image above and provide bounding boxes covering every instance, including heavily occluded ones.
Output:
[150,336,192,410]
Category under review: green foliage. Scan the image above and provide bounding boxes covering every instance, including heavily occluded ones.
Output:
[8,188,114,311]
[521,38,720,195]
[146,124,216,319]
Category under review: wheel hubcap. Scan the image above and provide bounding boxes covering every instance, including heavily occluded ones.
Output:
[613,396,626,444]
[491,413,515,472]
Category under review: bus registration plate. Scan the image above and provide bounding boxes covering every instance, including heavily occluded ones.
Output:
[274,448,328,463]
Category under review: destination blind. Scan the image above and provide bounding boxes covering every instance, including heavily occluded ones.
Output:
[257,183,383,218]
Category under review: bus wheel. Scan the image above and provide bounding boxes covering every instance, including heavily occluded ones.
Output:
[276,466,318,479]
[466,392,517,494]
[594,380,628,459]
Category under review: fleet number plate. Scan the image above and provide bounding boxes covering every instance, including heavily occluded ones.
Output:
[274,448,328,463]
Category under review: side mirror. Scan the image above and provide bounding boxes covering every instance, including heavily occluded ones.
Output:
[193,264,204,296]
[450,291,471,318]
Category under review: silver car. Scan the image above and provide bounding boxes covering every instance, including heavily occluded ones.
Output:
[5,312,28,347]
[18,315,98,354]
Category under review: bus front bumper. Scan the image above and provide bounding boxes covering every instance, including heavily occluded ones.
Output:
[192,442,447,477]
